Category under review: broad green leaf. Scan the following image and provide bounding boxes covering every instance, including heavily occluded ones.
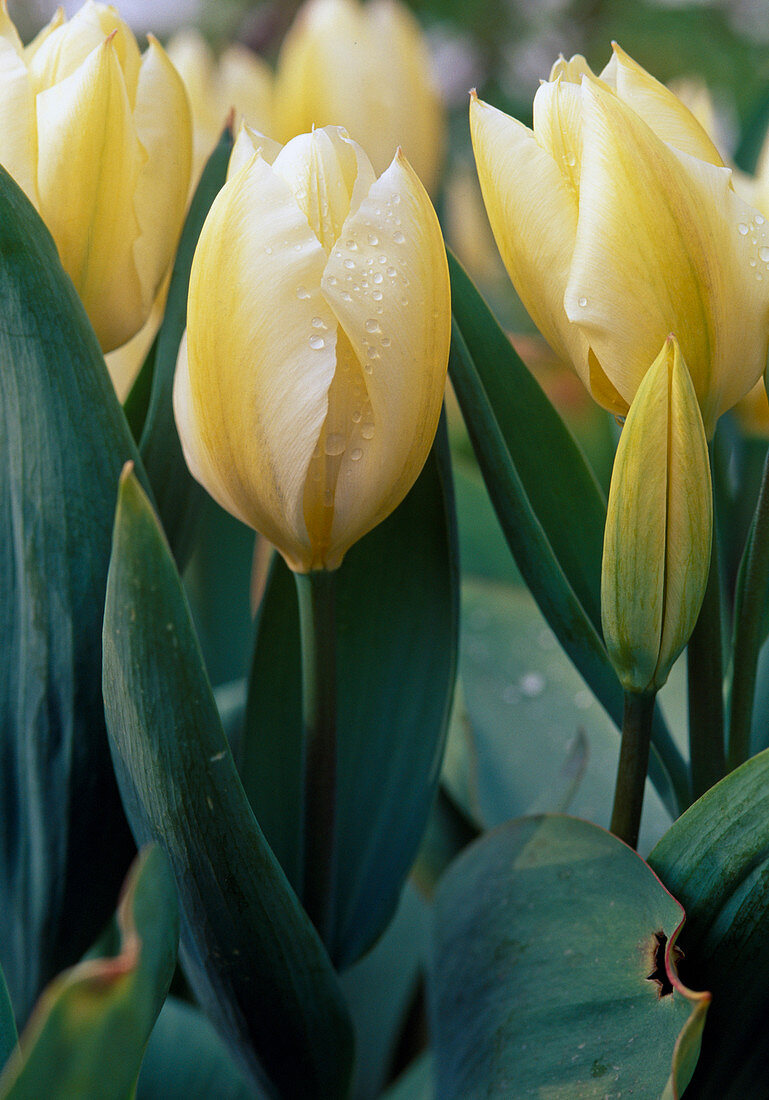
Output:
[242,416,459,967]
[103,469,353,1099]
[649,749,769,1097]
[0,968,16,1075]
[0,166,138,1021]
[448,251,689,816]
[735,84,769,174]
[137,998,257,1100]
[449,581,678,854]
[136,126,233,569]
[0,846,178,1100]
[430,815,709,1099]
[382,1053,434,1100]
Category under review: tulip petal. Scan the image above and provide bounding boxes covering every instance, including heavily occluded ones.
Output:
[533,76,583,196]
[470,93,590,381]
[0,3,37,200]
[565,78,769,434]
[601,44,724,165]
[320,150,449,567]
[185,154,337,572]
[36,37,145,352]
[23,6,65,65]
[132,36,192,313]
[228,123,283,179]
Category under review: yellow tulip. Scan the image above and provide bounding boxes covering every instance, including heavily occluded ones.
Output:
[470,44,769,437]
[166,28,274,183]
[274,0,444,195]
[602,335,712,693]
[174,124,450,573]
[0,0,191,354]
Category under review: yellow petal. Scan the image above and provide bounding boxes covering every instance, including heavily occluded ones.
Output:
[532,75,583,196]
[36,36,144,352]
[319,150,449,567]
[602,336,711,692]
[228,122,283,179]
[218,43,274,132]
[0,2,38,200]
[23,5,65,65]
[184,154,337,572]
[470,92,590,380]
[600,43,724,165]
[131,35,192,313]
[564,78,769,435]
[549,53,595,83]
[271,126,376,253]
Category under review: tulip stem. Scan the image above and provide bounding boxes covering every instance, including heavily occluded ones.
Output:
[687,496,726,798]
[611,690,656,849]
[728,446,769,771]
[295,569,338,945]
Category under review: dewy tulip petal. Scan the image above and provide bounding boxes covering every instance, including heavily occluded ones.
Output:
[469,92,590,384]
[602,336,712,693]
[565,78,769,435]
[0,4,37,199]
[177,125,450,573]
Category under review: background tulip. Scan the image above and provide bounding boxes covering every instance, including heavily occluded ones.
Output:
[174,124,450,573]
[602,335,712,694]
[274,0,444,195]
[0,0,191,353]
[470,46,769,436]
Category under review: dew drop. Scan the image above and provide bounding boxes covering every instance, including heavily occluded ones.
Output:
[758,273,764,281]
[577,295,587,308]
[350,448,363,461]
[363,363,373,375]
[738,222,749,235]
[381,336,391,347]
[365,318,381,333]
[393,193,401,204]
[344,258,355,269]
[387,266,397,277]
[759,246,769,262]
[367,346,378,359]
[309,335,325,350]
[324,433,345,456]
[372,290,383,301]
[352,408,362,423]
[367,233,379,246]
[346,238,358,250]
[341,291,352,302]
[757,214,766,225]
[311,316,327,329]
[361,422,375,439]
[750,258,757,267]
[393,230,405,244]
[265,246,273,254]
[564,151,576,167]
[327,274,337,285]
[296,285,310,299]
[294,242,303,251]
[373,272,384,283]
[379,254,388,263]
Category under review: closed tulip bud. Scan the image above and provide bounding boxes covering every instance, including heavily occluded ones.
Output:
[274,0,444,195]
[174,124,450,573]
[602,336,712,694]
[0,1,192,353]
[470,44,769,437]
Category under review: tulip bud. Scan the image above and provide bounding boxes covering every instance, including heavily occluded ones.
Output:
[174,125,450,573]
[0,1,192,353]
[274,0,444,195]
[602,335,712,693]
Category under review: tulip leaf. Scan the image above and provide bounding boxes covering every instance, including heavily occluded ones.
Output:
[429,815,710,1100]
[649,748,769,1097]
[0,845,178,1100]
[136,125,233,570]
[241,416,459,967]
[447,251,689,817]
[0,967,17,1075]
[103,468,354,1099]
[0,166,140,1022]
[137,998,258,1100]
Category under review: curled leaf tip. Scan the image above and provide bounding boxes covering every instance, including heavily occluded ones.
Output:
[119,460,135,485]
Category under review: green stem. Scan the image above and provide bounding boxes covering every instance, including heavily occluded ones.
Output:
[728,446,769,771]
[294,569,337,943]
[687,510,726,798]
[611,690,656,849]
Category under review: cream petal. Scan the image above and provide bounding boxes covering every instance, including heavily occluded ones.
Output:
[272,126,376,253]
[565,78,769,434]
[36,37,145,352]
[470,93,590,381]
[603,43,724,165]
[23,7,65,65]
[0,5,38,201]
[185,154,338,572]
[320,150,449,568]
[228,123,283,179]
[532,76,583,196]
[550,53,596,83]
[132,36,192,313]
[218,43,274,132]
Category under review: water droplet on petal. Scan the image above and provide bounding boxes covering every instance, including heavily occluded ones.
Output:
[350,447,363,461]
[327,274,337,285]
[757,214,765,225]
[759,246,769,262]
[325,433,345,455]
[393,231,405,244]
[344,258,355,270]
[367,233,379,246]
[381,336,391,347]
[346,239,357,250]
[365,318,381,333]
[311,316,327,329]
[309,335,325,350]
[738,223,749,235]
[373,272,383,284]
[578,295,587,308]
[296,286,310,299]
[361,423,375,439]
[352,408,362,423]
[372,291,383,301]
[265,246,273,254]
[387,266,397,277]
